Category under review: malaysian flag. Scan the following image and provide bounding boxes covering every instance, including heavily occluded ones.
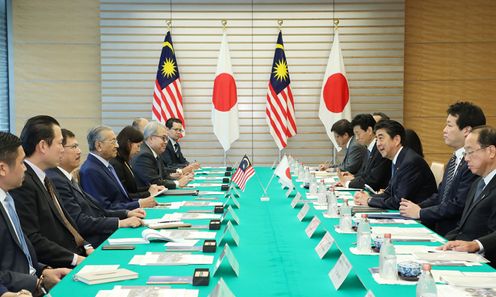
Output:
[232,155,255,191]
[152,31,186,129]
[266,31,297,150]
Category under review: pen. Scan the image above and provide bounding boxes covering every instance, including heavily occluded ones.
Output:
[364,184,377,194]
[41,286,53,297]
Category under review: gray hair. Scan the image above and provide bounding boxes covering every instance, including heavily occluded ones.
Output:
[132,117,148,130]
[87,125,113,151]
[143,121,165,140]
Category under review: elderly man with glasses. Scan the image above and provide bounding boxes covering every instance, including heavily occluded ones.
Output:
[131,121,193,190]
[79,126,157,210]
[439,126,496,268]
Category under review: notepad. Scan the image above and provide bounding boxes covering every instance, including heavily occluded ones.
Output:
[74,265,138,285]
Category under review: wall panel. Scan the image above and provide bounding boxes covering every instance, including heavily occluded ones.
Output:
[404,0,496,164]
[101,0,405,166]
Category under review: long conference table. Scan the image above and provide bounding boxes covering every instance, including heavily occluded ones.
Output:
[50,167,496,296]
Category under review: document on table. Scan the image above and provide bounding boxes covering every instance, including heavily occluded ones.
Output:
[432,270,496,286]
[95,286,199,297]
[437,284,496,297]
[129,252,213,266]
[162,213,222,221]
[371,227,444,242]
[159,230,217,240]
[393,245,437,254]
[413,251,489,264]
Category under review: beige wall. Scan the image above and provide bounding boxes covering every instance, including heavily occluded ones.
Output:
[404,0,496,164]
[13,0,496,165]
[12,0,101,154]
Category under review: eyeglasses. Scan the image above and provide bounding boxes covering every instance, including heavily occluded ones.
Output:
[463,146,487,158]
[153,135,168,142]
[63,143,80,150]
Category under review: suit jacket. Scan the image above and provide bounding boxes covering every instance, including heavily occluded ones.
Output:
[160,140,188,170]
[349,143,391,191]
[0,202,43,293]
[10,163,86,268]
[445,176,496,265]
[368,147,437,210]
[419,159,478,236]
[46,168,128,247]
[131,144,178,189]
[110,155,150,199]
[338,136,367,175]
[79,154,139,211]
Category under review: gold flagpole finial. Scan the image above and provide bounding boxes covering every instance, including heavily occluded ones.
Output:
[333,19,339,31]
[277,19,283,30]
[222,19,227,32]
[166,20,172,30]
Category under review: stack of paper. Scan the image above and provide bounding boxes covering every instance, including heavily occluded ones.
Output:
[74,265,138,285]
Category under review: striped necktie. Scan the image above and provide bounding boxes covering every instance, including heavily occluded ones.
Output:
[44,177,85,247]
[440,154,457,202]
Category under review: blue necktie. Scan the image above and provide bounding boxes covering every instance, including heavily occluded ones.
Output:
[4,193,35,272]
[391,163,397,177]
[108,164,129,198]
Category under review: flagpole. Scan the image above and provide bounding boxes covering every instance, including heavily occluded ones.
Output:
[256,170,272,201]
[332,18,339,167]
[223,151,227,166]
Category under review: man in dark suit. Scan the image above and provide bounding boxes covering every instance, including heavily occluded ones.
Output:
[132,121,193,189]
[400,102,485,236]
[338,114,391,191]
[440,126,496,267]
[319,119,367,175]
[10,116,94,268]
[80,126,157,210]
[160,118,200,172]
[354,120,437,210]
[0,131,70,294]
[47,129,145,247]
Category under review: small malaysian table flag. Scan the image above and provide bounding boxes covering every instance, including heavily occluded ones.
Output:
[232,155,255,191]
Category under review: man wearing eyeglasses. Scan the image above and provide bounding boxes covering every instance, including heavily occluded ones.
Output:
[400,102,485,236]
[46,129,145,247]
[439,126,496,267]
[80,126,157,210]
[132,121,193,189]
[160,118,200,173]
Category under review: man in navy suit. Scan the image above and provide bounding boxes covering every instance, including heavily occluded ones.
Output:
[338,114,391,191]
[160,118,200,172]
[47,129,145,247]
[354,120,437,209]
[400,102,485,235]
[10,116,93,268]
[319,119,367,175]
[79,126,157,210]
[0,131,70,294]
[440,126,496,267]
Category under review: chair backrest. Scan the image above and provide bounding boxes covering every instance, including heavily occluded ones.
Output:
[430,162,445,188]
